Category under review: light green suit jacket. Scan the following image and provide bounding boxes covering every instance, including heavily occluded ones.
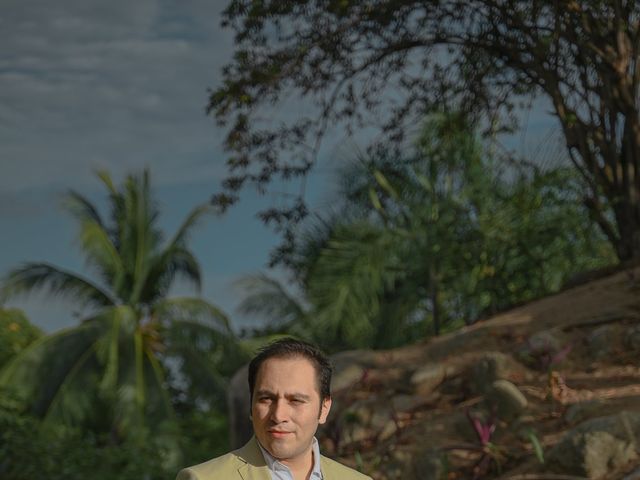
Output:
[176,437,372,480]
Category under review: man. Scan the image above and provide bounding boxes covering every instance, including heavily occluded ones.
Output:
[177,338,372,480]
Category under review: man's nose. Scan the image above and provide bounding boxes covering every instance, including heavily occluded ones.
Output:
[271,399,290,422]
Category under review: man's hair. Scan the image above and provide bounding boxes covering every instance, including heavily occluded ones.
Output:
[248,338,332,401]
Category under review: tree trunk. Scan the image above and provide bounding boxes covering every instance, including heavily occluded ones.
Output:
[430,266,441,336]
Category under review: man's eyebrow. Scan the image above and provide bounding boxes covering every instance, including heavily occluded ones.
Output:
[254,390,312,400]
[287,393,311,400]
[255,389,275,397]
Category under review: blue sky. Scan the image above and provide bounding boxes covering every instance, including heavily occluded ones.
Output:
[0,0,288,332]
[0,1,561,333]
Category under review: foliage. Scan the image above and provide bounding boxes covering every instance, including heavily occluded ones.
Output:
[0,170,240,439]
[211,0,640,261]
[239,115,615,347]
[0,390,228,480]
[0,307,41,368]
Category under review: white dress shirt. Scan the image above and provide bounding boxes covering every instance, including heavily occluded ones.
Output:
[257,437,323,480]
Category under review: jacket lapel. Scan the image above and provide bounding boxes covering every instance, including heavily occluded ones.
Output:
[235,437,272,480]
[320,456,331,480]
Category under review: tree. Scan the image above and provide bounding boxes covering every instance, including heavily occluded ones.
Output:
[238,114,615,345]
[210,0,640,262]
[308,115,614,337]
[0,171,238,440]
[0,307,41,369]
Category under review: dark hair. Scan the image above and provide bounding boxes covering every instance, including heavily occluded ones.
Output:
[248,338,332,402]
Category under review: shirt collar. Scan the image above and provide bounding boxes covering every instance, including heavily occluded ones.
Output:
[257,437,323,479]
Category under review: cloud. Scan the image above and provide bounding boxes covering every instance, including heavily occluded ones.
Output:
[0,0,235,193]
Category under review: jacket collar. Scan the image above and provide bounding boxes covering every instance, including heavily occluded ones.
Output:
[235,436,332,480]
[235,437,271,480]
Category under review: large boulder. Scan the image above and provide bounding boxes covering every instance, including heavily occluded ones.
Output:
[410,364,446,396]
[546,412,640,479]
[228,364,252,449]
[486,379,528,421]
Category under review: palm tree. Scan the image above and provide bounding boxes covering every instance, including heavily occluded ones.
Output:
[242,112,615,349]
[0,170,238,438]
[0,307,42,369]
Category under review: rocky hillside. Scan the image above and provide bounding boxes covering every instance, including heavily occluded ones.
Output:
[230,266,640,479]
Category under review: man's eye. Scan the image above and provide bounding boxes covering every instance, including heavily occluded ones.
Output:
[258,397,271,402]
[290,398,304,404]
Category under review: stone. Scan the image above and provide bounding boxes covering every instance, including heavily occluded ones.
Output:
[546,412,640,478]
[564,400,608,426]
[332,363,366,392]
[391,394,431,412]
[586,324,621,361]
[467,352,526,394]
[584,431,636,479]
[487,379,528,420]
[519,329,569,369]
[405,448,449,480]
[410,364,446,395]
[338,399,397,445]
[528,329,565,353]
[227,364,252,449]
[622,464,640,479]
[624,324,640,352]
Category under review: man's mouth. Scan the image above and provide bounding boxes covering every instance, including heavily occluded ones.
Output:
[268,430,293,438]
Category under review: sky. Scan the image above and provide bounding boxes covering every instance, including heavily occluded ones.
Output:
[0,1,560,333]
[0,0,288,332]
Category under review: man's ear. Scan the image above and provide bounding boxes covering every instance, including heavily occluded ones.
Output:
[318,396,332,424]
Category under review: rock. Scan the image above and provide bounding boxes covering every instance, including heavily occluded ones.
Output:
[405,448,449,480]
[391,394,432,412]
[486,379,528,420]
[584,431,636,478]
[337,398,398,445]
[519,329,570,369]
[564,400,608,426]
[586,324,621,361]
[624,324,640,352]
[228,364,252,449]
[467,352,526,394]
[546,412,640,479]
[622,464,640,479]
[410,364,446,395]
[528,329,566,353]
[332,363,366,392]
[331,349,379,371]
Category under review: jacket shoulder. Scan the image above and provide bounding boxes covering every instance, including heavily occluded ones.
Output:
[321,455,372,480]
[176,451,241,480]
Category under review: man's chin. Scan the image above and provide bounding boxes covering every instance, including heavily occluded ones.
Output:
[265,438,303,459]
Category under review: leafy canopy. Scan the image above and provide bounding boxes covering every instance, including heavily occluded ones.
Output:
[0,170,239,439]
[0,308,41,368]
[239,114,615,349]
[211,0,640,261]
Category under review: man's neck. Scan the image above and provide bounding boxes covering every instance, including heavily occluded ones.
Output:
[256,437,320,480]
[281,447,314,480]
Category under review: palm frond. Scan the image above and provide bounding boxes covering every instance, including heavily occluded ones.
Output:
[63,190,105,229]
[2,263,115,308]
[0,322,106,421]
[42,338,101,428]
[306,222,401,347]
[169,343,230,403]
[136,246,202,305]
[144,348,175,421]
[139,204,212,301]
[166,203,213,249]
[77,220,125,291]
[89,306,138,392]
[154,297,231,333]
[235,273,307,327]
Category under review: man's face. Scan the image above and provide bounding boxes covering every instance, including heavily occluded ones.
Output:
[251,356,331,467]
